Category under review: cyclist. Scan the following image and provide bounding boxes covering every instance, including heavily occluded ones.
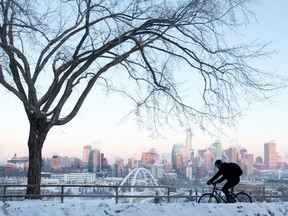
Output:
[207,159,243,203]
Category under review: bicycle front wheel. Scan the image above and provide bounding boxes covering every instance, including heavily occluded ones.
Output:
[234,192,252,203]
[198,193,218,203]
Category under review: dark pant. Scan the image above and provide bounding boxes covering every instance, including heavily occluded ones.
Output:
[222,178,240,202]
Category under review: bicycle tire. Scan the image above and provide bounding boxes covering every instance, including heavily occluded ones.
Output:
[234,192,252,203]
[198,193,219,203]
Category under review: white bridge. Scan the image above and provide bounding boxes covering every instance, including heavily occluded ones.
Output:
[117,168,164,203]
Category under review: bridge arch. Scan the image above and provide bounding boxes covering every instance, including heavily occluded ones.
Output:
[117,168,163,203]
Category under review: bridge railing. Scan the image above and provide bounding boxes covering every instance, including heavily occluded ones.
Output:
[1,184,288,203]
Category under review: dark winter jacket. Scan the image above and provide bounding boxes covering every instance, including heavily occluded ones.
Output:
[209,162,243,184]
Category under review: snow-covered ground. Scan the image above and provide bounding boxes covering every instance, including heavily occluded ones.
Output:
[1,200,288,216]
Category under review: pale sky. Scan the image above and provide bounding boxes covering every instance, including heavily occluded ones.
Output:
[0,0,288,165]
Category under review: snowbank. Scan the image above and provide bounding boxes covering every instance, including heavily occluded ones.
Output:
[1,200,288,216]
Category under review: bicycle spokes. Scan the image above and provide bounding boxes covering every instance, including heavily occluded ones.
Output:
[234,192,252,203]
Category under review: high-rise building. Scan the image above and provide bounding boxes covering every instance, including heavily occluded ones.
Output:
[186,165,193,180]
[264,141,278,169]
[128,158,138,170]
[151,164,164,179]
[141,148,159,164]
[59,156,72,168]
[171,144,186,170]
[213,140,222,160]
[185,128,193,162]
[227,147,238,163]
[112,158,124,177]
[100,153,109,170]
[246,153,254,175]
[204,153,213,171]
[88,149,101,172]
[82,145,92,168]
[175,154,185,170]
[51,155,61,170]
[162,159,173,172]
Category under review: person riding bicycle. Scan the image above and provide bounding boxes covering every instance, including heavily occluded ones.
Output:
[207,159,243,203]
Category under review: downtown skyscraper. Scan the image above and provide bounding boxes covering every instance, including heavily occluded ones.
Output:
[82,145,92,168]
[264,141,279,169]
[185,128,194,163]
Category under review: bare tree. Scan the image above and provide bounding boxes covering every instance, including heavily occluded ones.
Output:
[0,0,283,196]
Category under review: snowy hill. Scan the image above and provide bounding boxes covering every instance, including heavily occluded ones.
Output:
[1,200,288,216]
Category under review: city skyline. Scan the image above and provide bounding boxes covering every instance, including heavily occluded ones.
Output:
[0,1,288,165]
[2,138,285,185]
[1,137,284,166]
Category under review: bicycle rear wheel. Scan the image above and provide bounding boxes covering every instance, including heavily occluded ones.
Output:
[198,193,218,203]
[234,192,252,203]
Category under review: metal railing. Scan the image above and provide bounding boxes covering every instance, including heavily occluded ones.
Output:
[1,184,288,203]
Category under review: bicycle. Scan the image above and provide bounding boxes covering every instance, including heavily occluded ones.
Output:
[198,183,252,203]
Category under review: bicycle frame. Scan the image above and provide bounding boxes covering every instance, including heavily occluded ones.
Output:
[210,184,235,203]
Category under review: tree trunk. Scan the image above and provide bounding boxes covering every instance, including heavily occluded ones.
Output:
[25,116,48,198]
[26,140,43,197]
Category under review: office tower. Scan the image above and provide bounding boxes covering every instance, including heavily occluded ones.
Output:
[101,157,109,170]
[185,128,193,162]
[70,157,81,169]
[100,153,109,170]
[246,153,254,175]
[82,145,92,168]
[264,141,278,169]
[171,144,186,170]
[59,156,72,168]
[162,160,173,172]
[175,154,185,169]
[212,139,222,160]
[227,147,238,163]
[113,158,124,177]
[51,155,61,170]
[204,153,213,171]
[240,148,248,160]
[128,158,138,169]
[141,148,159,164]
[151,164,165,179]
[88,149,101,172]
